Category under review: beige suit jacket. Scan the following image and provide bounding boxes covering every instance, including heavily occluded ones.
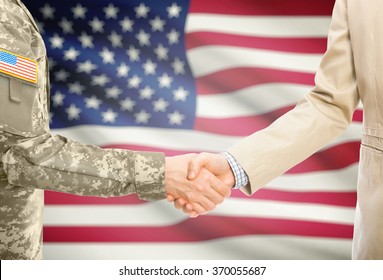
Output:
[228,0,383,259]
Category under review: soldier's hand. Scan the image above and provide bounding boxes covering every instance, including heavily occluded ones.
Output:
[165,154,231,217]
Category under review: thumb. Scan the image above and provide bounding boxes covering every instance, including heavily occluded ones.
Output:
[187,153,209,180]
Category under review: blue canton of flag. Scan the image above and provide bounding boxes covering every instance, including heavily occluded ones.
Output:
[0,51,17,65]
[25,0,195,129]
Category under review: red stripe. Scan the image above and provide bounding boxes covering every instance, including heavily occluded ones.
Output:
[0,62,35,77]
[44,191,146,205]
[0,61,36,80]
[352,109,363,122]
[18,57,36,66]
[288,141,359,173]
[195,106,298,136]
[231,189,357,207]
[195,68,315,95]
[17,59,36,70]
[189,0,335,16]
[194,108,363,136]
[16,61,35,72]
[186,32,328,53]
[0,60,36,73]
[43,216,353,242]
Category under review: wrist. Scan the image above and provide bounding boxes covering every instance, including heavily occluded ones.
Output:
[221,151,248,189]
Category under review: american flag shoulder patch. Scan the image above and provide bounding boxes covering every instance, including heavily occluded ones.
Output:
[0,48,38,84]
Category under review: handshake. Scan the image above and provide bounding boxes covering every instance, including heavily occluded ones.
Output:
[164,152,236,218]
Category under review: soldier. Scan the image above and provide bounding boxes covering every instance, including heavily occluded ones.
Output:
[0,0,231,259]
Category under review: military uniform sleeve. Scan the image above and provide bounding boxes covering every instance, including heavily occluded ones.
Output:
[2,133,165,201]
[0,1,165,201]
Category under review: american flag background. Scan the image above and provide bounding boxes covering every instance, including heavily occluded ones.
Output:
[22,0,361,259]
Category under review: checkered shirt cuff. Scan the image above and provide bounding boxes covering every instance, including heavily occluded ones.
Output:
[221,151,249,189]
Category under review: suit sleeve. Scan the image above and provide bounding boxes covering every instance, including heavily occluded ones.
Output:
[228,0,360,195]
[2,133,165,201]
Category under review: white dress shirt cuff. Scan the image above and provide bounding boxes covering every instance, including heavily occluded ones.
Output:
[221,151,249,189]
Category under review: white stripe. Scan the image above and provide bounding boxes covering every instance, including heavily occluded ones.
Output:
[44,198,354,226]
[0,62,35,75]
[319,123,362,150]
[0,59,35,70]
[17,59,36,69]
[13,60,35,73]
[186,15,331,38]
[197,83,313,117]
[267,164,358,192]
[357,101,363,110]
[51,126,242,152]
[44,201,183,226]
[197,84,362,119]
[43,236,351,260]
[187,46,323,77]
[0,62,36,79]
[51,123,362,153]
[18,57,36,66]
[215,197,354,224]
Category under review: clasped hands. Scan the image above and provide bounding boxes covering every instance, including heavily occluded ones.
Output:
[165,153,234,217]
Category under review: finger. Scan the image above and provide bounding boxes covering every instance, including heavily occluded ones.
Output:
[192,168,228,205]
[190,194,216,214]
[185,208,199,218]
[187,211,199,218]
[176,198,187,207]
[204,168,231,199]
[178,179,218,213]
[187,153,209,180]
[174,198,187,209]
[211,176,232,198]
[166,194,175,202]
[182,188,216,214]
[180,195,214,216]
[168,182,215,213]
[184,203,194,212]
[189,201,210,215]
[189,212,199,218]
[181,203,198,218]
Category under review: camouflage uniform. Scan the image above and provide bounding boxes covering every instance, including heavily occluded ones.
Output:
[0,0,165,260]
